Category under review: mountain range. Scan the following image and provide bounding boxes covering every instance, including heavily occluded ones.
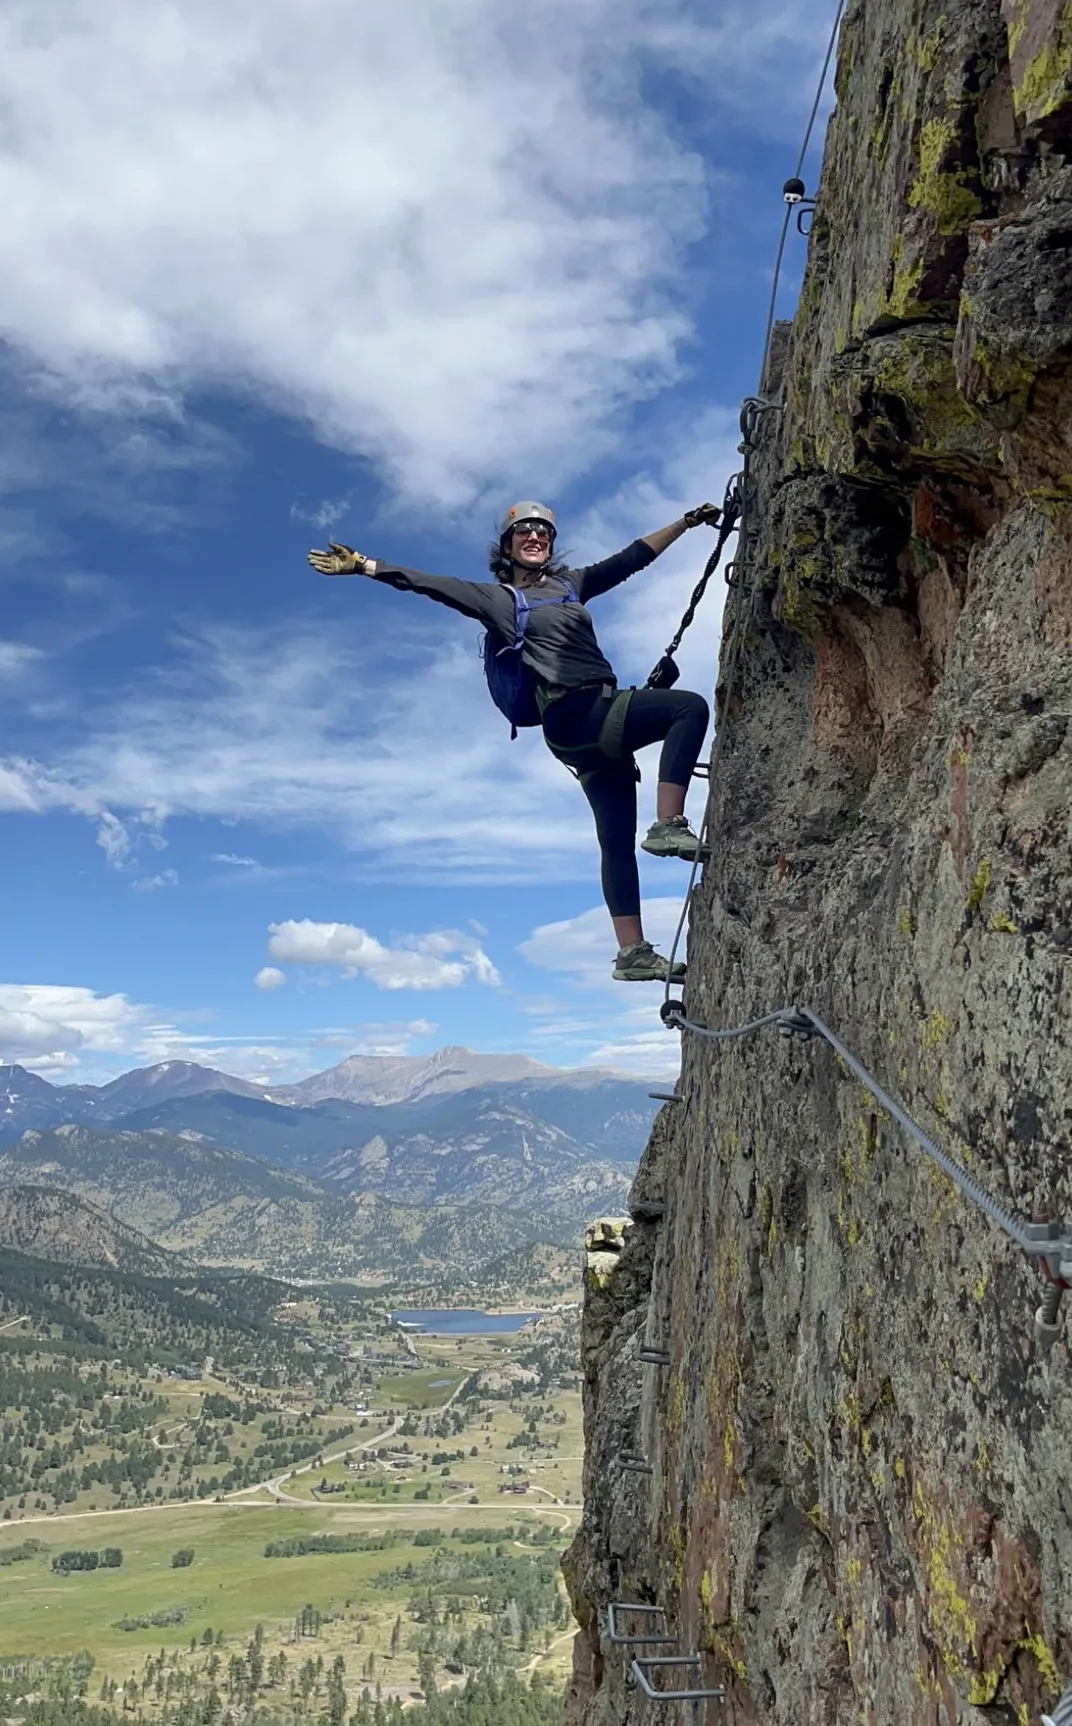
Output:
[0,1183,186,1278]
[0,1045,662,1284]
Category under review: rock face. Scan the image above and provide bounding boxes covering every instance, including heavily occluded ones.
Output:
[562,1,1072,1722]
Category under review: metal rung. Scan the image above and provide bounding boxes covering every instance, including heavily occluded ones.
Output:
[638,1347,672,1365]
[620,1454,653,1474]
[631,1201,666,1221]
[631,1656,726,1702]
[649,1090,681,1103]
[606,1603,676,1646]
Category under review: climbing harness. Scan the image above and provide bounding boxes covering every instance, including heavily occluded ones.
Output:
[646,477,742,690]
[543,683,640,786]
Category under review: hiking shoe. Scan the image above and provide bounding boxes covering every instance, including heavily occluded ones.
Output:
[641,816,704,860]
[613,941,687,983]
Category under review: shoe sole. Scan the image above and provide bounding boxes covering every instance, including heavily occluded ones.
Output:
[640,839,706,860]
[613,969,688,982]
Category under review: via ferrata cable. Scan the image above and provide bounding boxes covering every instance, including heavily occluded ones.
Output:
[660,0,847,997]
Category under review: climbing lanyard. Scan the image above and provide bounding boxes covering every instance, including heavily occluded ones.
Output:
[646,478,742,691]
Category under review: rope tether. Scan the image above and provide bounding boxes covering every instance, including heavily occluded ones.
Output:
[660,997,1072,1343]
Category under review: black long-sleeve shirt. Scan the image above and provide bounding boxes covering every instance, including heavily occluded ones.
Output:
[367,540,657,690]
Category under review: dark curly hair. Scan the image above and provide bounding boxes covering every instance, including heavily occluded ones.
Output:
[486,538,572,584]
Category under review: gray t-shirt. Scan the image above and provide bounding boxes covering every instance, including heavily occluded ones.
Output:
[367,540,657,690]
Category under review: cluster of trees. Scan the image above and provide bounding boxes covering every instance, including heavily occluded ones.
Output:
[52,1547,123,1573]
[264,1531,408,1558]
[0,1650,563,1726]
[0,1358,168,1509]
[0,1248,301,1375]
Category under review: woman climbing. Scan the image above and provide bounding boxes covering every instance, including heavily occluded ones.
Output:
[308,500,719,982]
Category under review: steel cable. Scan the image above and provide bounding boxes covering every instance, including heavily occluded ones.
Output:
[661,0,846,994]
[662,999,1064,1262]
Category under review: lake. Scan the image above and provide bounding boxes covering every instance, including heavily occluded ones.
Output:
[391,1308,541,1335]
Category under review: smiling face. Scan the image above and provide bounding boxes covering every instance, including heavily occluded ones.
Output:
[510,520,553,572]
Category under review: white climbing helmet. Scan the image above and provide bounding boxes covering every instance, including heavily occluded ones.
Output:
[500,500,557,546]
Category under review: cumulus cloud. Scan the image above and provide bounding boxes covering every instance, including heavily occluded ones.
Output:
[254,966,286,991]
[0,984,156,1074]
[266,918,501,991]
[0,0,833,509]
[516,898,688,1075]
[0,981,441,1084]
[213,853,258,867]
[519,898,688,981]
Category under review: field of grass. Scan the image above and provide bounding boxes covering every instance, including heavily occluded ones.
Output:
[0,1500,578,1703]
[0,1304,583,1710]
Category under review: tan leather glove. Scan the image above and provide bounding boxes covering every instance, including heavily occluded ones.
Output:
[682,502,721,529]
[307,542,375,577]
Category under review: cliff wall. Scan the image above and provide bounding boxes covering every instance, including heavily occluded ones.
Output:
[563,0,1072,1720]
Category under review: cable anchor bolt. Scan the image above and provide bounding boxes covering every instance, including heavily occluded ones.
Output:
[777,1008,817,1042]
[660,998,687,1030]
[782,177,816,234]
[1025,1219,1072,1350]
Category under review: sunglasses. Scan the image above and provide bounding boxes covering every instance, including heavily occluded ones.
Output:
[512,523,553,542]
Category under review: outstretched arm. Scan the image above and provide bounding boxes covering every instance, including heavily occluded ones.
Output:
[576,504,723,603]
[307,541,508,628]
[641,503,722,559]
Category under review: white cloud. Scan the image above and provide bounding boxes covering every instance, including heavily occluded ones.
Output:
[516,898,689,1076]
[254,966,286,991]
[0,0,830,509]
[519,898,688,981]
[0,617,598,880]
[132,867,178,891]
[213,853,258,867]
[266,918,501,991]
[95,811,133,868]
[0,985,156,1074]
[0,981,437,1085]
[290,498,351,532]
[0,642,45,680]
[312,1018,437,1054]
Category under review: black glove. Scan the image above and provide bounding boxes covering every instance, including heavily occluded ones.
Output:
[682,502,721,529]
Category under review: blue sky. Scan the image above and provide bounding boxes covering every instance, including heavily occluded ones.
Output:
[0,0,834,1086]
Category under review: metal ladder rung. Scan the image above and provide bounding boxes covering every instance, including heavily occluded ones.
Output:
[631,1655,726,1701]
[620,1454,653,1474]
[606,1603,676,1646]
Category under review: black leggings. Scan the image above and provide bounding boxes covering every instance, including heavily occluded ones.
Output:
[542,685,710,919]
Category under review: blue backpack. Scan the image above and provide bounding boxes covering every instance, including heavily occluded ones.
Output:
[483,579,578,737]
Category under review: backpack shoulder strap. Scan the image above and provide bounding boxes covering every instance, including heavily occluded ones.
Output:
[511,585,531,644]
